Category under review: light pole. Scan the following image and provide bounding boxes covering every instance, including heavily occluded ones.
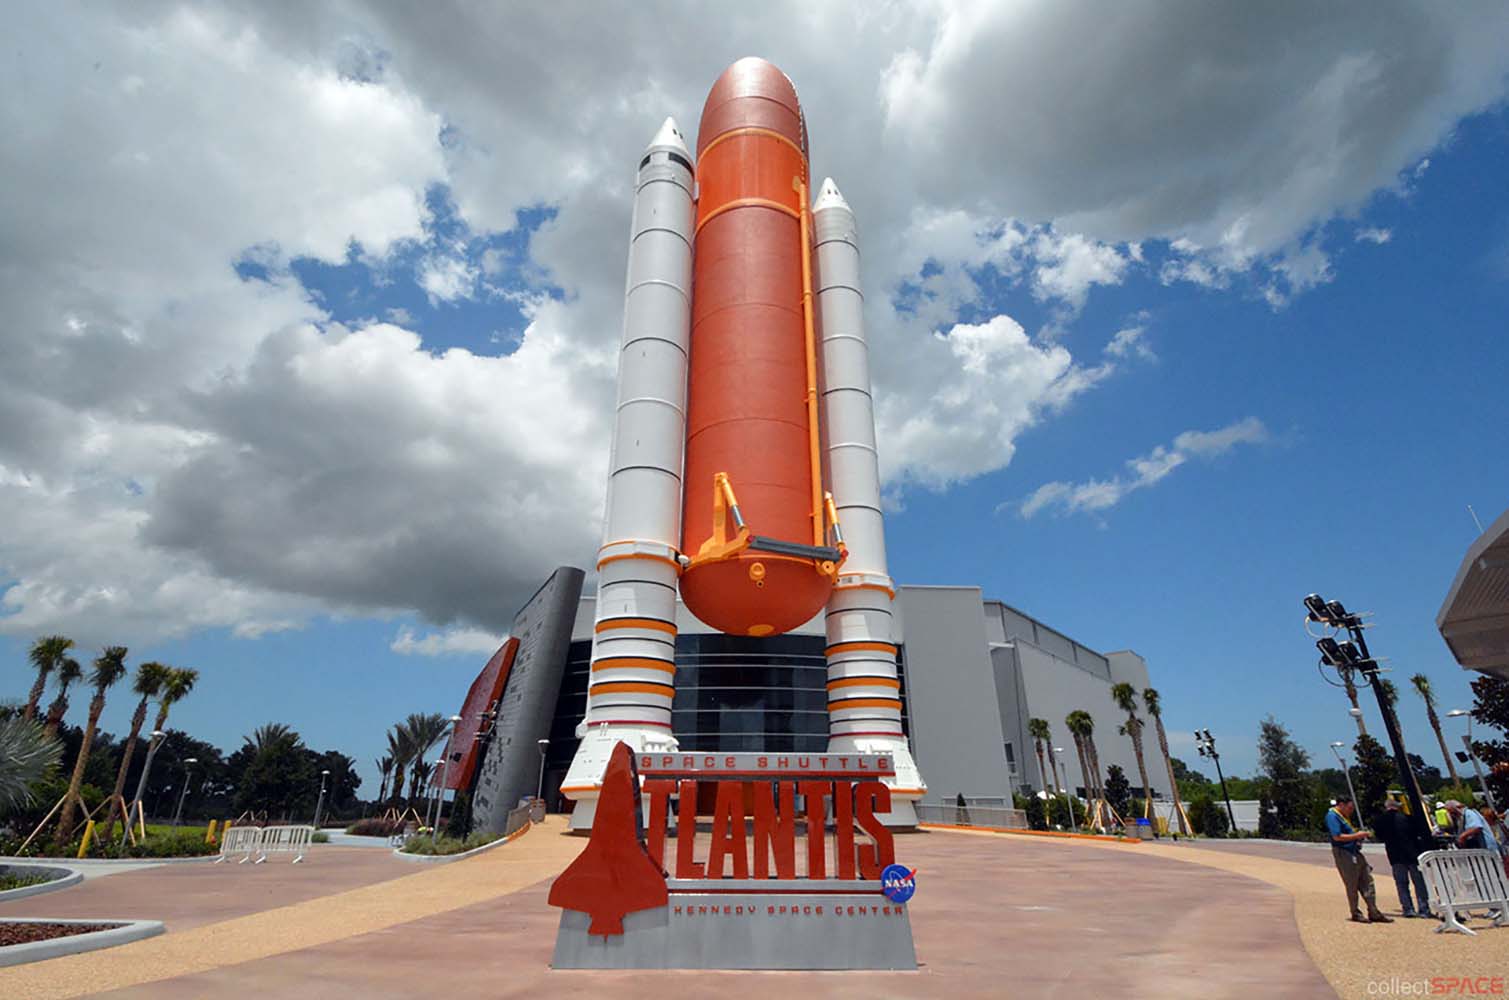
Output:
[1196,729,1237,836]
[1329,742,1359,806]
[313,769,331,829]
[1446,709,1497,811]
[171,757,198,830]
[431,715,463,844]
[123,729,167,847]
[1306,594,1433,844]
[536,738,551,810]
[1053,746,1076,831]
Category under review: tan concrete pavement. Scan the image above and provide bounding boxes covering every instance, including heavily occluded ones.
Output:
[86,826,1329,999]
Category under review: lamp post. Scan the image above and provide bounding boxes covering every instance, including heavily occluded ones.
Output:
[1196,729,1237,836]
[1446,709,1497,811]
[123,729,167,847]
[1329,742,1359,806]
[536,738,551,810]
[313,769,331,829]
[1053,746,1077,831]
[431,715,463,844]
[1305,593,1433,844]
[171,757,198,830]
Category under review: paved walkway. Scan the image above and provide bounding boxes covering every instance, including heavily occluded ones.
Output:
[1,824,1501,999]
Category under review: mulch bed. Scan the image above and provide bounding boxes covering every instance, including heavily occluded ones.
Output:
[0,922,125,947]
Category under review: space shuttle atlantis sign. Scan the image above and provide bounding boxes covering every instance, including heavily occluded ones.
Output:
[550,742,917,970]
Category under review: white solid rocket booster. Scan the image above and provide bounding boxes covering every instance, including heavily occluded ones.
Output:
[813,178,926,824]
[559,118,694,828]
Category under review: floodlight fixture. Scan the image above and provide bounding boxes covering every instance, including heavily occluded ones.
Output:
[1304,593,1330,623]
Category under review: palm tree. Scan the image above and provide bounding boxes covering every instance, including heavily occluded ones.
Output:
[1111,682,1154,818]
[1028,717,1051,795]
[387,727,413,807]
[403,713,447,806]
[248,722,298,752]
[1065,710,1102,821]
[103,661,170,836]
[127,666,198,820]
[0,716,62,810]
[1084,720,1109,822]
[41,657,83,738]
[1341,666,1368,737]
[1143,688,1190,835]
[375,756,394,805]
[55,647,129,842]
[24,635,73,722]
[1064,711,1092,801]
[1410,673,1460,785]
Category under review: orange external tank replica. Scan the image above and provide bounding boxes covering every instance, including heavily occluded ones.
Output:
[679,58,840,637]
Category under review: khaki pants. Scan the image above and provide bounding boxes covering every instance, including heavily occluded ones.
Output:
[1332,846,1381,918]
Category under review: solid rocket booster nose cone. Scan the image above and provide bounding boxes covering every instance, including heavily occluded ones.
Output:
[649,116,690,156]
[813,177,848,212]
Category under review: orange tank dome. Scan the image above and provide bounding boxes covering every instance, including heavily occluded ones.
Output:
[697,57,807,158]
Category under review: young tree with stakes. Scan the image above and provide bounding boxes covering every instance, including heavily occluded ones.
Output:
[1111,682,1154,818]
[55,646,129,843]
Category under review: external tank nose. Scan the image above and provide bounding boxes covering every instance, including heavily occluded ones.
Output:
[697,57,807,159]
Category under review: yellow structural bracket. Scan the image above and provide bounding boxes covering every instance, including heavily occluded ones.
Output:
[686,472,753,571]
[824,492,847,562]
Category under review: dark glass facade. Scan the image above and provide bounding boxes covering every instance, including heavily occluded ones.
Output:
[540,632,909,810]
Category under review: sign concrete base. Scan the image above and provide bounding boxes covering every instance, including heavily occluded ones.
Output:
[552,883,916,970]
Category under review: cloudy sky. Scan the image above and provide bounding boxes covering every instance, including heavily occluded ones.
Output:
[4,2,1508,784]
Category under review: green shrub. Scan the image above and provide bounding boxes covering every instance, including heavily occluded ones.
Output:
[345,817,405,837]
[0,870,55,891]
[1188,797,1229,837]
[399,830,501,857]
[1430,784,1479,809]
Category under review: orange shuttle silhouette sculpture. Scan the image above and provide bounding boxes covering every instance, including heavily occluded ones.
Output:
[548,742,667,936]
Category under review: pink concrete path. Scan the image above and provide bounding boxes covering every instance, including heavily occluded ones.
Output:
[0,846,413,932]
[83,829,1331,999]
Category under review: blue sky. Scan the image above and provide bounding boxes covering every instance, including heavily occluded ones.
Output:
[3,4,1508,792]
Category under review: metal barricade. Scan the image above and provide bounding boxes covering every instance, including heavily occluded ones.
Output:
[215,825,263,864]
[254,825,314,864]
[915,802,1028,830]
[1419,848,1509,935]
[503,802,533,838]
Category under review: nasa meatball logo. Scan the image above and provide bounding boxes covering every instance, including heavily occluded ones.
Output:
[881,863,916,904]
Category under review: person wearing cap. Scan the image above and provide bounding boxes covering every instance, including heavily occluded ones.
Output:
[1446,800,1500,853]
[1326,796,1391,923]
[1373,798,1431,918]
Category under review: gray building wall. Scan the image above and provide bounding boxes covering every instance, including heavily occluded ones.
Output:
[894,586,1013,806]
[985,603,1157,800]
[473,566,584,834]
[557,585,1157,809]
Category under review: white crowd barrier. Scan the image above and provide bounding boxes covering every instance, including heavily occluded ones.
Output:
[255,825,314,863]
[213,824,315,865]
[214,825,263,864]
[1419,848,1509,936]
